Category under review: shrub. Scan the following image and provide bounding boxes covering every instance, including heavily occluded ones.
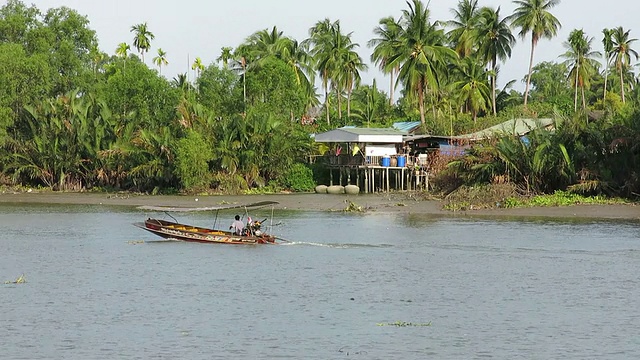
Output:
[280,163,315,192]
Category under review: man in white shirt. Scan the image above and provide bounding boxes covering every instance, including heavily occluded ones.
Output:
[229,215,244,235]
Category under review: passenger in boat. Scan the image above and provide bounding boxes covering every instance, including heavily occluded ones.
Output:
[230,215,244,235]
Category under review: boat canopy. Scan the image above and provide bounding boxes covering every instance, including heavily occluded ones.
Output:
[138,201,279,212]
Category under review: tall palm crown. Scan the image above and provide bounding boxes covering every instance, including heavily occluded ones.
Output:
[388,0,457,125]
[153,48,168,75]
[609,26,638,103]
[308,19,359,124]
[191,57,204,80]
[368,16,403,105]
[341,50,368,118]
[446,0,480,58]
[601,28,615,98]
[453,57,491,123]
[476,6,515,115]
[116,42,130,59]
[508,0,561,106]
[217,47,234,69]
[239,27,316,111]
[130,22,155,63]
[560,29,601,110]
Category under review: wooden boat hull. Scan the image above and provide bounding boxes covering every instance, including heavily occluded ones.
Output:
[135,218,277,245]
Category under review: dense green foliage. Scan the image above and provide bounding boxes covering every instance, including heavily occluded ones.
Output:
[0,0,639,197]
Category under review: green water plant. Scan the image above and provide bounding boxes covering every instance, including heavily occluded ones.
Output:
[503,190,626,208]
[344,200,364,212]
[4,274,26,284]
[377,321,432,327]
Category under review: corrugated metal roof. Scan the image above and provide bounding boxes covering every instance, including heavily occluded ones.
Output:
[338,127,406,135]
[392,121,422,133]
[314,127,405,143]
[456,118,555,141]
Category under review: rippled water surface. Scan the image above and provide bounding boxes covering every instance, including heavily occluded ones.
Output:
[1,203,640,359]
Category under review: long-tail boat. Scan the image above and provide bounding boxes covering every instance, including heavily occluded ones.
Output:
[134,201,281,245]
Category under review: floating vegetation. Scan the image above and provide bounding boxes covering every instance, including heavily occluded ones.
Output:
[4,274,26,284]
[377,321,431,327]
[344,200,363,212]
[127,240,145,245]
[395,203,406,207]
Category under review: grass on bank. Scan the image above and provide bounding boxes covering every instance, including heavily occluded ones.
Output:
[442,184,629,211]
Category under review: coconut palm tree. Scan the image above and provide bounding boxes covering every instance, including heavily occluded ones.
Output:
[447,0,480,58]
[388,0,457,125]
[368,16,403,105]
[561,29,601,111]
[602,28,614,98]
[217,47,233,69]
[308,19,353,124]
[453,57,491,123]
[609,26,638,103]
[508,0,562,106]
[244,26,289,62]
[341,50,368,118]
[130,22,155,63]
[153,48,168,75]
[281,39,317,112]
[476,6,515,116]
[240,26,315,101]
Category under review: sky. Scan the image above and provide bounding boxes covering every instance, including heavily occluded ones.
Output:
[28,0,639,94]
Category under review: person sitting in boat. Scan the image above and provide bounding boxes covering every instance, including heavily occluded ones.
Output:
[229,215,244,235]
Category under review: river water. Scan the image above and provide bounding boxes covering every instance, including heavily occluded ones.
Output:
[1,203,639,359]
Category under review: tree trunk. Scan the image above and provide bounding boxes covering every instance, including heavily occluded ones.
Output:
[337,85,342,120]
[620,66,626,103]
[324,79,330,125]
[418,82,425,125]
[491,59,497,116]
[389,68,394,106]
[347,83,352,119]
[603,55,608,99]
[524,36,538,107]
[574,65,579,111]
[581,85,586,110]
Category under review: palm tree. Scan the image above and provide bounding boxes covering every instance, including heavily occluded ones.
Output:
[447,0,480,58]
[476,6,515,116]
[388,0,457,125]
[281,40,317,111]
[602,28,614,98]
[342,50,368,118]
[609,26,638,103]
[236,27,316,112]
[561,29,601,111]
[308,19,353,124]
[244,26,289,62]
[368,16,403,105]
[191,56,204,81]
[130,22,155,63]
[217,47,233,69]
[172,73,190,92]
[153,48,168,75]
[116,42,130,59]
[453,57,491,123]
[116,42,130,71]
[508,0,562,106]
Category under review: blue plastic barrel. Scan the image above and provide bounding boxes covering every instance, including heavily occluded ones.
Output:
[381,156,390,167]
[397,156,406,167]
